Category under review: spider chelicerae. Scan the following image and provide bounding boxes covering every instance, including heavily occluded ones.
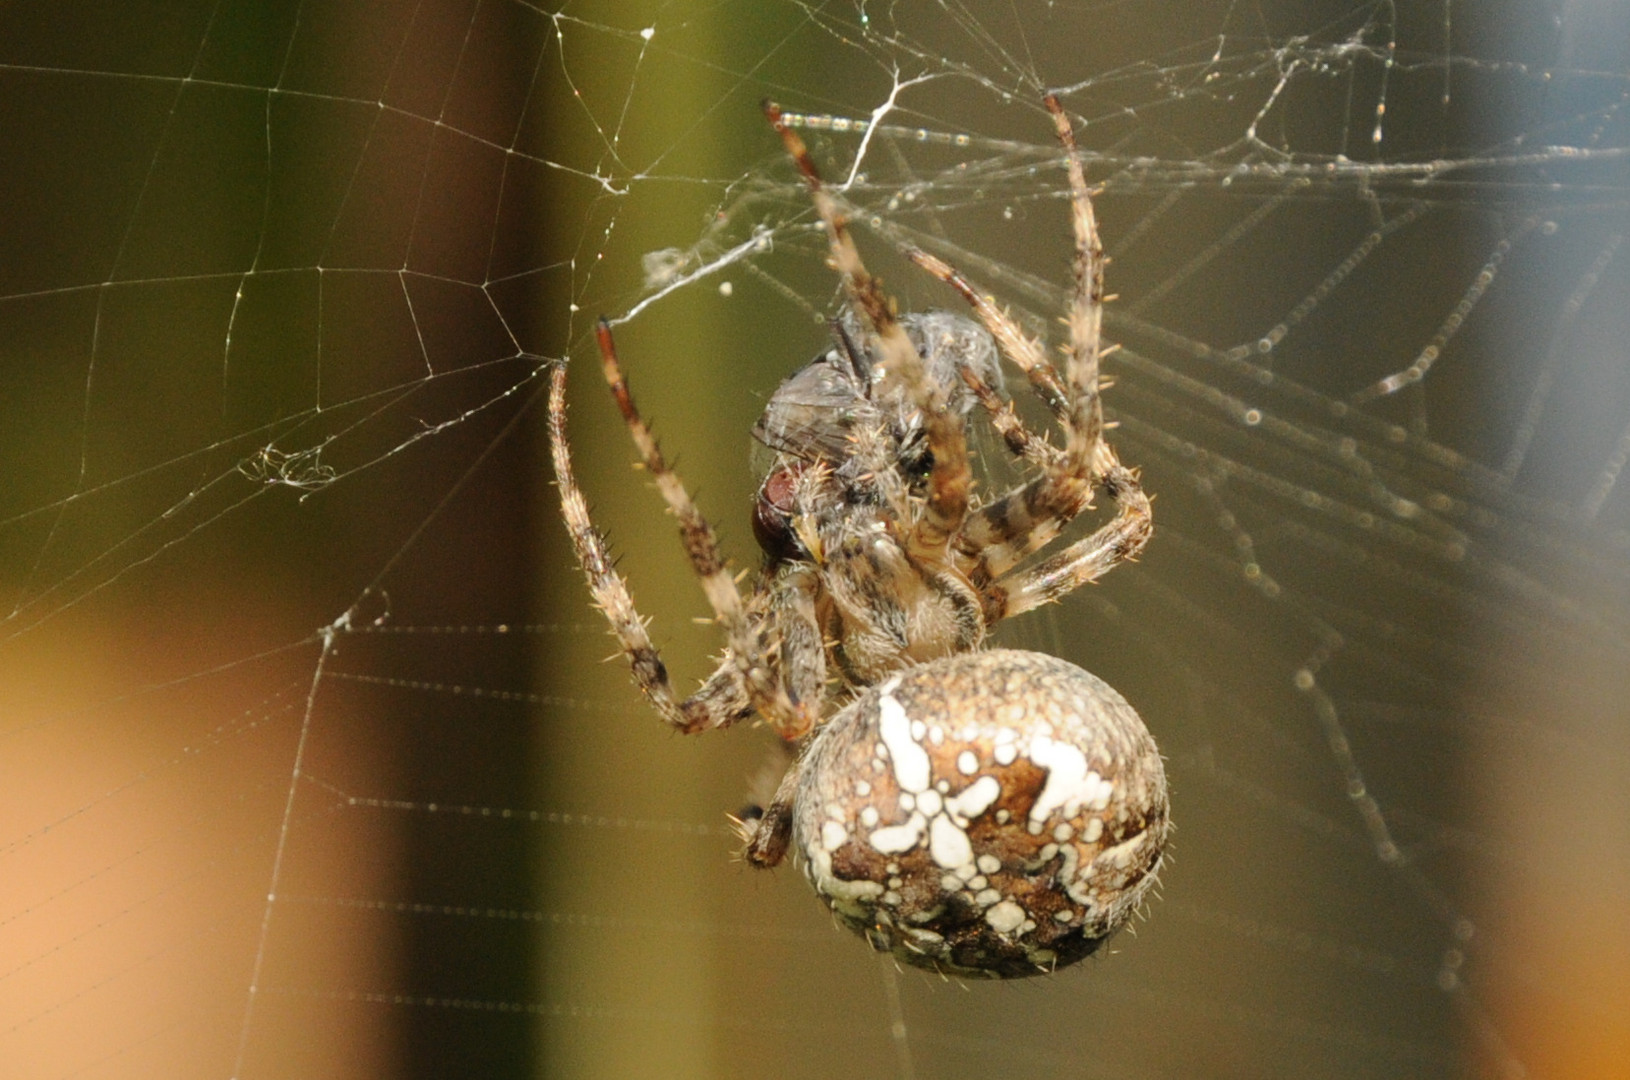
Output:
[548,95,1169,978]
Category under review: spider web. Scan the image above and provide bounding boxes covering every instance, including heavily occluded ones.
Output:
[2,1,1627,1077]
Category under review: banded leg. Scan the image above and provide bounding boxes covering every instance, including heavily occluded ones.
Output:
[906,249,1098,582]
[957,353,1064,469]
[593,320,813,738]
[1045,91,1108,464]
[765,100,971,557]
[992,462,1153,618]
[550,359,699,730]
[907,97,1144,588]
[907,248,1070,418]
[741,759,802,868]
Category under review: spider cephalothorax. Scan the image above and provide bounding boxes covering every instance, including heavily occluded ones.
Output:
[549,95,1168,978]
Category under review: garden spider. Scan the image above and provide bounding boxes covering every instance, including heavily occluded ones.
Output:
[548,95,1169,978]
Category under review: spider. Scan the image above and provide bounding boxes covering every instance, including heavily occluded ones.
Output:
[548,95,1169,979]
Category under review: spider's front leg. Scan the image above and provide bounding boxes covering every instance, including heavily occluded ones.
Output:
[982,95,1152,614]
[907,246,1101,583]
[764,101,972,559]
[549,327,814,738]
[904,96,1152,593]
[956,361,1065,469]
[993,462,1152,617]
[549,359,698,730]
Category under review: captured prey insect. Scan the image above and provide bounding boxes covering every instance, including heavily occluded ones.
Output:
[548,96,1168,978]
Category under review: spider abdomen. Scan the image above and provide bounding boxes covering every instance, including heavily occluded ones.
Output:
[792,648,1169,979]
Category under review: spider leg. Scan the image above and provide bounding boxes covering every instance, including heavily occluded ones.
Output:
[765,101,971,558]
[551,340,804,738]
[550,359,704,730]
[989,462,1152,618]
[772,565,828,712]
[907,98,1153,591]
[950,357,1101,592]
[1046,92,1108,452]
[1023,91,1152,596]
[906,247,1098,582]
[685,662,756,731]
[956,357,1062,468]
[590,319,814,739]
[741,757,802,868]
[907,248,1071,420]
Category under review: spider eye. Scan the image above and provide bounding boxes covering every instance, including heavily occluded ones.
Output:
[752,465,804,562]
